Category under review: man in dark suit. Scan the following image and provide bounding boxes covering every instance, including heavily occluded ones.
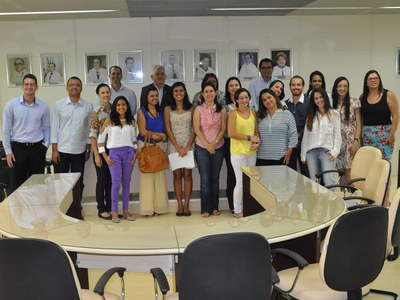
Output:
[140,65,171,110]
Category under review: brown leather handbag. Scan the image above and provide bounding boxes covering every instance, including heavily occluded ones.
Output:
[137,131,168,173]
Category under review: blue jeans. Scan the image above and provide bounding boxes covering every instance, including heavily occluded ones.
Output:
[306,148,336,186]
[195,144,225,214]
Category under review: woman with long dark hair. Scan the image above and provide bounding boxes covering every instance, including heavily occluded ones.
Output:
[223,76,242,213]
[98,96,137,223]
[301,88,341,186]
[164,82,195,216]
[306,70,333,106]
[331,76,362,183]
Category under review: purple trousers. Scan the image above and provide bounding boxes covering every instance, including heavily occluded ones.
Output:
[109,146,134,213]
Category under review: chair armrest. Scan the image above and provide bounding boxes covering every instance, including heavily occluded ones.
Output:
[150,267,170,295]
[347,204,372,211]
[325,184,357,193]
[315,169,344,180]
[271,248,309,270]
[343,196,375,204]
[345,177,365,185]
[94,267,126,296]
[272,267,280,285]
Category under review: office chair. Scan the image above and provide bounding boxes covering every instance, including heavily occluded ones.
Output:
[273,205,388,300]
[150,232,274,300]
[316,146,382,190]
[0,238,126,300]
[364,187,400,299]
[328,159,391,206]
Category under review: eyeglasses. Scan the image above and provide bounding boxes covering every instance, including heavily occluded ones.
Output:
[367,77,379,82]
[23,83,36,87]
[68,83,81,87]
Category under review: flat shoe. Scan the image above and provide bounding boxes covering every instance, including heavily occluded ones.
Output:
[112,217,120,223]
[201,212,209,218]
[176,211,184,217]
[212,210,220,216]
[183,210,191,216]
[98,212,112,220]
[123,215,135,221]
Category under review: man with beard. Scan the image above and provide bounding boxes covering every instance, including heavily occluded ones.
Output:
[285,75,310,176]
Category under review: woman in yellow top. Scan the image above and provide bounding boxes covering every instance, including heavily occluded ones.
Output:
[228,88,260,218]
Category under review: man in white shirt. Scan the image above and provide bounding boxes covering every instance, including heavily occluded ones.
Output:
[109,66,137,116]
[195,54,215,82]
[238,53,259,80]
[51,76,93,219]
[164,54,184,81]
[10,58,29,86]
[248,58,277,111]
[87,57,108,84]
[43,63,63,84]
[272,52,291,79]
[122,56,142,83]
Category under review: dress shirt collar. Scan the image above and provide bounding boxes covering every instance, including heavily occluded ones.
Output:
[19,96,37,106]
[66,97,83,106]
[287,94,305,104]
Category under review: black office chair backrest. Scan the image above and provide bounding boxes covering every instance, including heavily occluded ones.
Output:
[321,206,388,292]
[0,238,81,300]
[178,232,272,300]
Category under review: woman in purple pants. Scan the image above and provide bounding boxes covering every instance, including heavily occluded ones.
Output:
[98,96,137,223]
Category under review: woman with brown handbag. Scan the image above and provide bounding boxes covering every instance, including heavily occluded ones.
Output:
[137,86,169,216]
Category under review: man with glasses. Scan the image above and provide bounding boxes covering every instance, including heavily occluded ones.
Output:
[2,74,51,192]
[10,58,29,86]
[51,77,93,219]
[248,58,277,110]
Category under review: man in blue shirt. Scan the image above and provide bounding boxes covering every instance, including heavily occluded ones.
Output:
[2,74,51,192]
[51,76,93,219]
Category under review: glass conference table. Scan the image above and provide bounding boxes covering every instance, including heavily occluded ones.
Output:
[0,167,345,286]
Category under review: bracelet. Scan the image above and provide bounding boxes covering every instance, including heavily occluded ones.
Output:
[98,146,105,153]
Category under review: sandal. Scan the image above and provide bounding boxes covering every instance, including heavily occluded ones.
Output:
[233,212,243,218]
[123,211,135,221]
[201,212,209,218]
[212,210,220,216]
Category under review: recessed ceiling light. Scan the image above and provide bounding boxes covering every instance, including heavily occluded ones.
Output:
[0,10,117,16]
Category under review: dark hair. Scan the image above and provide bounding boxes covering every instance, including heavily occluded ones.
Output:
[200,83,223,113]
[200,53,212,63]
[143,86,160,112]
[306,70,327,96]
[289,75,305,87]
[306,88,332,131]
[233,88,251,108]
[125,57,134,64]
[201,73,219,90]
[170,82,192,111]
[109,65,122,74]
[224,77,242,105]
[360,70,384,104]
[49,62,56,67]
[67,76,82,86]
[269,80,285,100]
[95,83,110,95]
[332,76,350,122]
[257,88,282,120]
[14,58,24,65]
[93,57,102,64]
[110,96,134,127]
[22,74,38,85]
[258,58,273,69]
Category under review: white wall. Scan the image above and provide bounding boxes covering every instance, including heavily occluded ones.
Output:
[0,15,399,195]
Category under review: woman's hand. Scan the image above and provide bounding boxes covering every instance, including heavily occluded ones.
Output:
[207,142,216,154]
[388,133,396,148]
[94,153,102,167]
[349,140,360,156]
[104,154,115,166]
[178,147,188,157]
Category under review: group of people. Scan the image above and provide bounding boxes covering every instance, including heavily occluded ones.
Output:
[3,56,398,224]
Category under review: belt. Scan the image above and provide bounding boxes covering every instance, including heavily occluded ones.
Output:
[12,140,43,147]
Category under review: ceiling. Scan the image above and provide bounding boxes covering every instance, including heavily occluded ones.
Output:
[1,0,400,21]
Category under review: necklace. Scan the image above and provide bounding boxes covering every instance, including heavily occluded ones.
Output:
[148,110,158,118]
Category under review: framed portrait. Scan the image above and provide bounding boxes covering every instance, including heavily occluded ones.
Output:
[160,50,185,83]
[118,51,143,84]
[270,49,292,79]
[396,47,400,77]
[237,49,259,81]
[84,53,109,85]
[40,53,66,86]
[193,49,217,82]
[6,54,32,87]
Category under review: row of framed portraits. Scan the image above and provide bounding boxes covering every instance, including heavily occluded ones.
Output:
[5,49,294,87]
